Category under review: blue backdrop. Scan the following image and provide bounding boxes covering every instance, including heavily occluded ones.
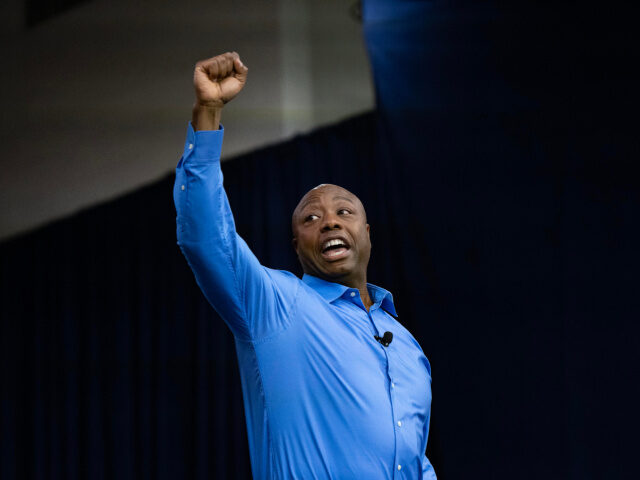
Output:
[362,1,638,478]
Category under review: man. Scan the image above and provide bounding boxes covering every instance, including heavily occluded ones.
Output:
[174,52,437,479]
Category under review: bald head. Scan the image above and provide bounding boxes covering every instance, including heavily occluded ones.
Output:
[292,184,366,235]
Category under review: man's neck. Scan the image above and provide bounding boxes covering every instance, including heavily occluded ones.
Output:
[336,277,373,312]
[358,285,374,312]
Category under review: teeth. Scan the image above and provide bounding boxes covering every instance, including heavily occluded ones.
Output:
[323,239,346,250]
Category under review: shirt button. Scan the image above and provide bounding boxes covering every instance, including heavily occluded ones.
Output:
[188,143,193,149]
[397,465,402,471]
[391,382,395,388]
[397,421,402,427]
[181,185,185,191]
[350,291,356,297]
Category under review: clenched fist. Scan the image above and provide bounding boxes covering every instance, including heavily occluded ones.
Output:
[192,52,248,131]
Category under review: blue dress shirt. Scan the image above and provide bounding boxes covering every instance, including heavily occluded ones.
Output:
[174,123,437,479]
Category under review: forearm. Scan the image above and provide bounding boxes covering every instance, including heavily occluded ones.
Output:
[174,122,254,336]
[174,125,227,244]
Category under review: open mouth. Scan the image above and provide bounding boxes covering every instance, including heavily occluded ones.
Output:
[321,238,350,260]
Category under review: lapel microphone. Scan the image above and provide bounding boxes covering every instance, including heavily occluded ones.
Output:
[374,331,393,347]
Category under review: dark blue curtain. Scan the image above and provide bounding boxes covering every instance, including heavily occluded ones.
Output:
[363,1,639,478]
[2,1,639,479]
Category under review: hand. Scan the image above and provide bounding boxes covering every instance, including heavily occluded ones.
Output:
[193,52,248,108]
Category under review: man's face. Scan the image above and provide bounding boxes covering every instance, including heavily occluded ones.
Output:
[292,185,371,287]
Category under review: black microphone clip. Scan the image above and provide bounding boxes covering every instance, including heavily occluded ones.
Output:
[374,331,393,347]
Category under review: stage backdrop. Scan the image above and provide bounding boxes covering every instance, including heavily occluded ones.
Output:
[362,1,638,478]
[2,1,639,479]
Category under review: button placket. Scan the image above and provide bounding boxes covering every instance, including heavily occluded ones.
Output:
[378,309,400,479]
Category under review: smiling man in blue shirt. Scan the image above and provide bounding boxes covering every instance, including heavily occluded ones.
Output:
[174,52,437,479]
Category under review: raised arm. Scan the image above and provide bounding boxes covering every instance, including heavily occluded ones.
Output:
[174,52,299,340]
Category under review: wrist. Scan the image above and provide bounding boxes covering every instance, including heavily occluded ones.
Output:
[192,103,223,131]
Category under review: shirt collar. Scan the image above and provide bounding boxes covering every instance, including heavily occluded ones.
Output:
[302,274,398,317]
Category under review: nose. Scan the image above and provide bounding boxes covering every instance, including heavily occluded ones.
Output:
[320,212,342,232]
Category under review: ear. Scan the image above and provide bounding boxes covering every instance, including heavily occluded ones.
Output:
[292,237,298,253]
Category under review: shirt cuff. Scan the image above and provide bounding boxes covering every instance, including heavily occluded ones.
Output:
[183,121,225,161]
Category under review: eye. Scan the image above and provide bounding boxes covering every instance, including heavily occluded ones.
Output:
[337,208,351,215]
[305,214,319,222]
